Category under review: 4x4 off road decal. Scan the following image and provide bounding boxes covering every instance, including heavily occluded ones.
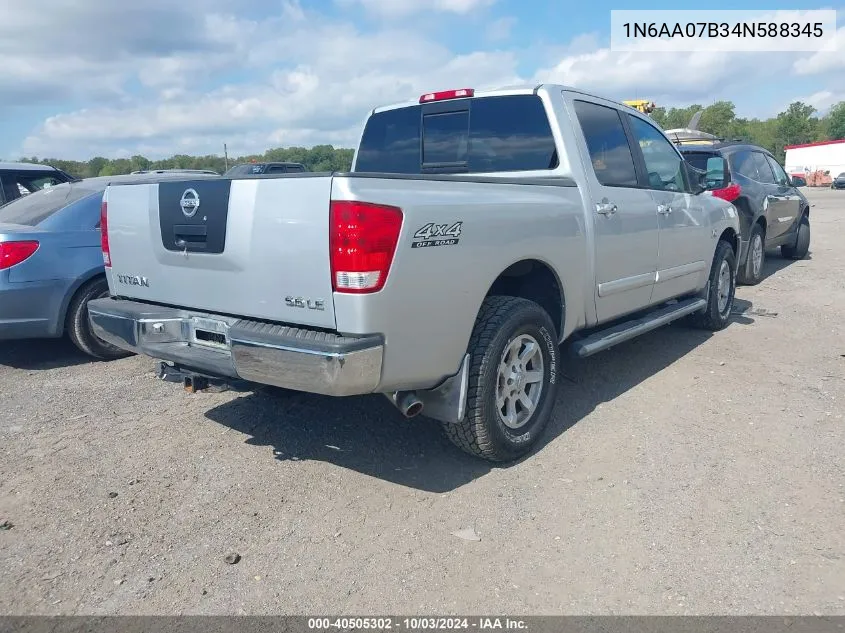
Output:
[411,221,463,248]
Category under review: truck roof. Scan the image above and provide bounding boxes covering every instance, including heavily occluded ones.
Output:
[370,83,636,115]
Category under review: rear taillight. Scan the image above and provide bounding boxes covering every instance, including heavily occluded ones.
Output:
[100,198,111,267]
[419,88,474,103]
[0,241,39,270]
[711,182,742,203]
[330,200,403,294]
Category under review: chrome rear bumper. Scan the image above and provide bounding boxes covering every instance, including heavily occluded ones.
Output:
[86,298,384,396]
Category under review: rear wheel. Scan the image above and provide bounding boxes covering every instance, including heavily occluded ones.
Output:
[690,239,736,331]
[781,214,810,260]
[738,223,765,285]
[66,277,131,360]
[442,296,559,462]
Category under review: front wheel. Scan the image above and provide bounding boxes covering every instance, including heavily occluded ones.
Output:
[442,296,559,462]
[690,239,736,331]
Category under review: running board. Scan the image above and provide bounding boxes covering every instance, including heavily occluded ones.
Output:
[571,298,707,358]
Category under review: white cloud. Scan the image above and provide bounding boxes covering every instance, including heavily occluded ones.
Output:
[533,39,797,104]
[7,1,845,161]
[337,0,495,18]
[793,26,845,75]
[19,12,520,159]
[792,90,845,114]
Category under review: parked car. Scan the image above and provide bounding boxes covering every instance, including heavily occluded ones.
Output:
[88,84,740,462]
[680,142,810,285]
[831,172,845,189]
[223,162,306,176]
[1,162,77,205]
[0,172,218,359]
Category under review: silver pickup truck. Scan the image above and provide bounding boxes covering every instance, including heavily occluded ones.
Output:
[88,84,741,462]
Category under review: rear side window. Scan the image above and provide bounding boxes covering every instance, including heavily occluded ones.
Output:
[573,100,638,187]
[751,152,775,184]
[732,150,759,180]
[355,94,558,174]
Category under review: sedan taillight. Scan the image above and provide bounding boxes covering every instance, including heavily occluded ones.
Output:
[0,241,40,270]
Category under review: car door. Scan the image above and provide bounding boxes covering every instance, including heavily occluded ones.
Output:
[570,98,659,324]
[625,114,710,303]
[763,153,802,239]
[747,151,793,241]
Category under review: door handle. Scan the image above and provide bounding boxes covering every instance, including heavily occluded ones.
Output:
[596,202,618,216]
[657,204,673,215]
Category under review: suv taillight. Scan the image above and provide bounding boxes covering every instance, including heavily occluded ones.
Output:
[330,200,403,294]
[0,241,39,270]
[100,198,111,267]
[711,182,742,203]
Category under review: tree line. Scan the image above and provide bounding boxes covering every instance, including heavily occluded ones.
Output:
[14,145,356,179]
[651,100,845,162]
[12,100,845,177]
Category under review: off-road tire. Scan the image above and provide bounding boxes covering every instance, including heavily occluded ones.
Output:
[781,213,810,260]
[66,277,130,360]
[738,222,765,286]
[690,239,736,332]
[442,296,559,462]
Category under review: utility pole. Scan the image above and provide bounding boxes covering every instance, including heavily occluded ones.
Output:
[224,143,229,172]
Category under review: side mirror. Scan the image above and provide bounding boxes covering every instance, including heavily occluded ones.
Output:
[790,175,806,187]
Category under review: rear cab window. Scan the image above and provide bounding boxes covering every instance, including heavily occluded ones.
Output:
[354,94,559,174]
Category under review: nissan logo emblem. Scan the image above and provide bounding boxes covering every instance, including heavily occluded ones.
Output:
[180,188,200,218]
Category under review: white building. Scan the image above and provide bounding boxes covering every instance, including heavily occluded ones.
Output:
[784,139,845,177]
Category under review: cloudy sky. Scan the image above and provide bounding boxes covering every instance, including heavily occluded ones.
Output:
[1,0,842,161]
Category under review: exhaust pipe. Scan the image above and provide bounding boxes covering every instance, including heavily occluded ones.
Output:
[385,391,424,418]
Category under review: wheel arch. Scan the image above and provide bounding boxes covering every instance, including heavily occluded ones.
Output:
[56,268,107,336]
[718,226,740,258]
[483,259,566,340]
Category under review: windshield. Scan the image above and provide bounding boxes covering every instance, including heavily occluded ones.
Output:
[0,181,101,226]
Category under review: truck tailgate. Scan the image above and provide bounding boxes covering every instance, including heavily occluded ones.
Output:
[104,176,336,329]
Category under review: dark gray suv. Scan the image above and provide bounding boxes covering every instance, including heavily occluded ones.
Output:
[0,162,77,206]
[681,143,810,285]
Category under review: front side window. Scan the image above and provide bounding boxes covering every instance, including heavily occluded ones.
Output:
[573,100,638,187]
[765,155,790,186]
[628,116,687,192]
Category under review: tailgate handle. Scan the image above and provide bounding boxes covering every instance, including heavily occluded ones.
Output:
[174,224,208,250]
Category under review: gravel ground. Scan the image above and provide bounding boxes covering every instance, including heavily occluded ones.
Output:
[1,188,843,616]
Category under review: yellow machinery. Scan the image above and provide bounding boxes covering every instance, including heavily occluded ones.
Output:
[623,100,656,114]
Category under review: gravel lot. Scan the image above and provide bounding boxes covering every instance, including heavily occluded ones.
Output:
[1,188,843,616]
